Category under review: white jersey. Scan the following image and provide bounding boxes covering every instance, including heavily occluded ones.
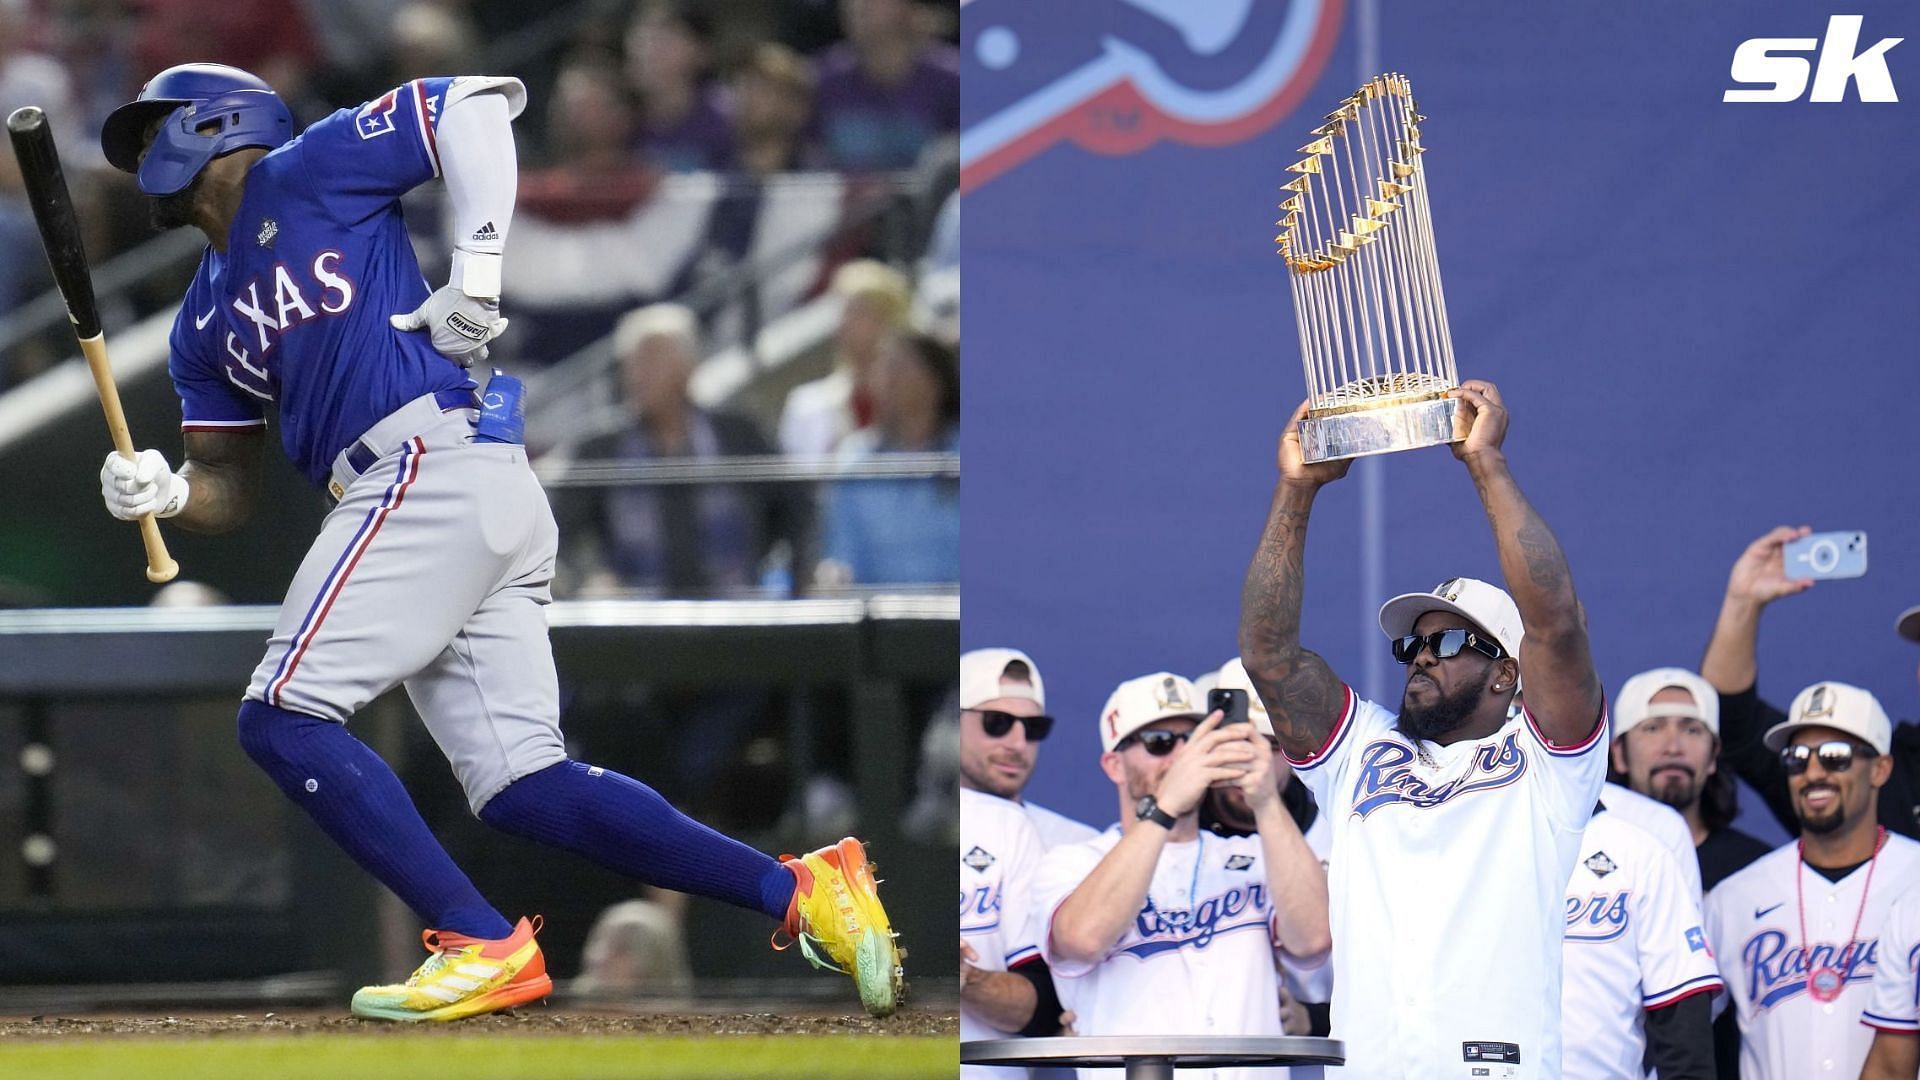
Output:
[960,788,1048,1078]
[1703,831,1920,1079]
[1862,888,1920,1035]
[1601,780,1704,904]
[1560,808,1723,1080]
[1025,799,1102,850]
[1280,804,1335,1006]
[1289,687,1608,1078]
[1033,824,1310,1080]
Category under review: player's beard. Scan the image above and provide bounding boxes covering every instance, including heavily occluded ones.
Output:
[960,756,1027,800]
[1398,665,1492,742]
[1796,783,1846,834]
[148,175,203,231]
[1648,766,1700,810]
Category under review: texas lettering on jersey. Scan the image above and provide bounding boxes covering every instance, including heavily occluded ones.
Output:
[218,252,358,400]
[1349,731,1530,817]
[1121,883,1271,959]
[1739,930,1879,1009]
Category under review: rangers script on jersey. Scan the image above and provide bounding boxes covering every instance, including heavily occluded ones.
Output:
[1033,824,1318,1080]
[1289,687,1607,1078]
[1561,807,1722,1079]
[1705,832,1920,1078]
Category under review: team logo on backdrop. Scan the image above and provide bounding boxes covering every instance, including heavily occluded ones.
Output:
[1739,929,1879,1009]
[1348,733,1528,818]
[959,0,1344,191]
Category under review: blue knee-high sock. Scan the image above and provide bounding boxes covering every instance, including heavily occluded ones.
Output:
[237,699,513,940]
[480,760,796,922]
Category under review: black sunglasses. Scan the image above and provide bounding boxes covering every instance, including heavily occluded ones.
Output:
[1780,739,1875,776]
[1390,628,1505,665]
[975,710,1054,742]
[1118,730,1190,757]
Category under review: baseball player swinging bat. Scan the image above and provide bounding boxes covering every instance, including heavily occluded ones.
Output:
[6,105,178,583]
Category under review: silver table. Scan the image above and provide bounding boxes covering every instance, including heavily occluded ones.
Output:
[962,1036,1345,1080]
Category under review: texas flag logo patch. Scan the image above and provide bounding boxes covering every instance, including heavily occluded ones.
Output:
[1685,926,1707,953]
[357,89,400,140]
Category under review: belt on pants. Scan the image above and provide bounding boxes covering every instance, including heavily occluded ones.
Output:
[326,388,479,504]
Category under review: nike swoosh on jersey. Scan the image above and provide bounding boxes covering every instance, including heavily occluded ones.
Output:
[194,306,217,330]
[1754,902,1785,919]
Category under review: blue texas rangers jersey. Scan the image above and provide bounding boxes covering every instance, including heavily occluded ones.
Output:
[168,77,475,487]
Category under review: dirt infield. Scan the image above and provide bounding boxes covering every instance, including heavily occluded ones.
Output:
[0,1006,958,1041]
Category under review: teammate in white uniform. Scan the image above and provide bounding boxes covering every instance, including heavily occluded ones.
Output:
[1237,385,1608,1078]
[959,648,1078,1066]
[1033,671,1330,1080]
[1601,779,1704,903]
[1704,681,1920,1079]
[1561,802,1722,1079]
[1860,889,1920,1078]
[961,786,1049,1077]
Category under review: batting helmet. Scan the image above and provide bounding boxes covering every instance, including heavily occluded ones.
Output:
[100,63,293,196]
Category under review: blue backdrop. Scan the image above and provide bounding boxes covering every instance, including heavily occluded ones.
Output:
[960,0,1920,834]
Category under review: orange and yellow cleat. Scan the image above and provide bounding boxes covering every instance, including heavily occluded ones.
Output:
[351,915,551,1022]
[774,837,906,1017]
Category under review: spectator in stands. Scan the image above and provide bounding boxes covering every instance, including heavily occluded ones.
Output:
[547,55,640,174]
[729,42,816,176]
[1609,667,1771,892]
[626,0,731,172]
[811,0,959,171]
[778,259,911,457]
[387,3,480,85]
[557,302,808,598]
[1702,526,1920,841]
[817,330,958,586]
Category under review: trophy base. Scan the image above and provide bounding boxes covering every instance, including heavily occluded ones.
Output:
[1300,395,1462,463]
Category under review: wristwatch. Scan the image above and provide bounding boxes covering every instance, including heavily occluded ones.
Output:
[1134,795,1176,830]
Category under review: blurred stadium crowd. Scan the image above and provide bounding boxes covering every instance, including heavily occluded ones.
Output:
[0,0,960,599]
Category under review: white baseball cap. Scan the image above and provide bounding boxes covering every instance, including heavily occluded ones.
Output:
[1763,681,1892,756]
[1215,657,1275,738]
[1896,605,1920,644]
[960,648,1044,710]
[1378,577,1524,660]
[1613,667,1719,740]
[1100,672,1206,753]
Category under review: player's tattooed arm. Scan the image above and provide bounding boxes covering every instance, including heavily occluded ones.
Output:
[1453,381,1603,745]
[1240,400,1352,760]
[174,428,266,534]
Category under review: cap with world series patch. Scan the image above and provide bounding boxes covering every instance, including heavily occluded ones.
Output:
[1378,576,1524,660]
[1762,680,1891,755]
[1100,671,1207,753]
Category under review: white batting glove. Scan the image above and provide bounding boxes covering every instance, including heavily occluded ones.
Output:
[100,448,188,521]
[389,286,508,368]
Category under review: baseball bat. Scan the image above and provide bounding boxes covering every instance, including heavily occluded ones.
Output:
[7,105,178,584]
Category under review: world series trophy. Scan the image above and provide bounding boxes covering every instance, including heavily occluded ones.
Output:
[1276,74,1461,463]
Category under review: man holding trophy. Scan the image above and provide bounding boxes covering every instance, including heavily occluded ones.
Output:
[1238,76,1613,1078]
